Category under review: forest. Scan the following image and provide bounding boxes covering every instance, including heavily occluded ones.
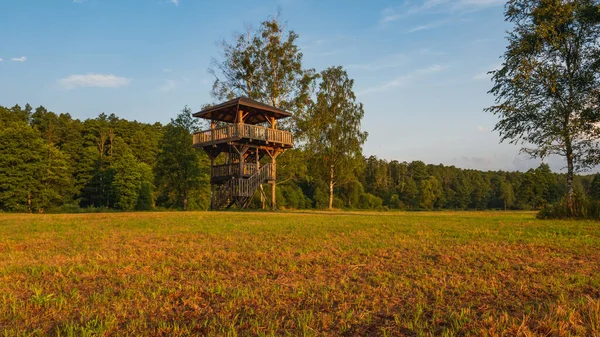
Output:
[3,5,600,214]
[1,102,599,213]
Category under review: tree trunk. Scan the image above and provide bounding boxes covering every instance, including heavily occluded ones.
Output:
[329,165,334,210]
[271,183,276,210]
[183,190,188,211]
[271,153,277,210]
[566,141,575,212]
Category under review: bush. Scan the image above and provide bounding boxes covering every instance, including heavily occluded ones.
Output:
[332,196,344,209]
[358,193,383,209]
[537,196,600,220]
[46,203,82,214]
[136,182,154,211]
[46,205,122,214]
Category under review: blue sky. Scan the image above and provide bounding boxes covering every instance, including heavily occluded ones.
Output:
[0,0,564,172]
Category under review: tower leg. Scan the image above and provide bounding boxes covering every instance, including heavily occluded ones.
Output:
[271,154,276,210]
[271,182,276,210]
[210,155,215,210]
[266,148,282,211]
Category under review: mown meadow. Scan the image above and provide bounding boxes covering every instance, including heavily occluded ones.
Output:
[0,211,599,336]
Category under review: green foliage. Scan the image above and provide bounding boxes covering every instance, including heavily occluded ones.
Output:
[155,107,209,210]
[419,176,442,210]
[111,139,142,211]
[280,184,308,209]
[3,13,600,214]
[38,145,73,211]
[0,122,45,212]
[538,194,600,220]
[298,66,368,209]
[487,0,600,203]
[312,181,330,210]
[210,14,315,131]
[358,193,383,209]
[589,174,600,200]
[500,181,515,210]
[136,164,155,211]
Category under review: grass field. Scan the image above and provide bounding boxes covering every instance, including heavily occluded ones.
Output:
[0,211,599,336]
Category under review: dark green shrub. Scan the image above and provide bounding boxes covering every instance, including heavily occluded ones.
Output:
[538,195,600,220]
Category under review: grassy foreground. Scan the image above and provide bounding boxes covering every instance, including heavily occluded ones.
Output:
[0,211,599,336]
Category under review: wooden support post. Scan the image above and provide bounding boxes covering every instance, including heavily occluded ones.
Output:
[209,153,215,209]
[238,145,248,177]
[256,147,259,168]
[265,148,283,210]
[271,158,276,209]
[237,109,245,124]
[260,184,267,210]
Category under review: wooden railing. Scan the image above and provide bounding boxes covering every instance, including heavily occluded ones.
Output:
[193,123,293,146]
[211,163,258,178]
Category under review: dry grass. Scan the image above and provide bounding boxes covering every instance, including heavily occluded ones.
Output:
[0,211,599,336]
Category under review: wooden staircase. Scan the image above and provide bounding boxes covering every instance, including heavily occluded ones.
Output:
[212,164,273,209]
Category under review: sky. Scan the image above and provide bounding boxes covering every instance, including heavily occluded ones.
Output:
[0,0,569,172]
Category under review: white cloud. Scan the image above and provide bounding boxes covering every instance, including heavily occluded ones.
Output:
[347,53,409,71]
[11,56,26,62]
[477,125,489,132]
[380,0,504,24]
[408,20,451,33]
[458,0,504,7]
[320,50,343,57]
[472,71,491,80]
[357,75,413,95]
[58,73,131,89]
[473,63,501,80]
[168,0,179,5]
[299,38,328,51]
[159,79,176,92]
[0,58,3,62]
[380,7,405,23]
[417,64,445,73]
[472,38,491,44]
[163,68,172,73]
[358,64,445,95]
[419,48,447,56]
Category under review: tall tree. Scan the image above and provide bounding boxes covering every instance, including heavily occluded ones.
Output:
[486,0,600,208]
[590,174,600,199]
[500,181,516,210]
[210,14,315,130]
[155,107,207,210]
[419,176,441,210]
[38,145,73,211]
[299,66,368,209]
[111,139,142,211]
[0,122,45,212]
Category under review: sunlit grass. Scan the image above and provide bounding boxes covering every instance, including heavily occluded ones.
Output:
[1,211,599,336]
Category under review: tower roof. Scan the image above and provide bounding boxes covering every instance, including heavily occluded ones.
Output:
[193,97,293,124]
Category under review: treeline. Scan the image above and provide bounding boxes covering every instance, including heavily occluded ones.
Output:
[0,104,209,213]
[2,103,598,213]
[359,157,598,210]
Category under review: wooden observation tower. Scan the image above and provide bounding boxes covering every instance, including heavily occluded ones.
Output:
[192,97,293,209]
